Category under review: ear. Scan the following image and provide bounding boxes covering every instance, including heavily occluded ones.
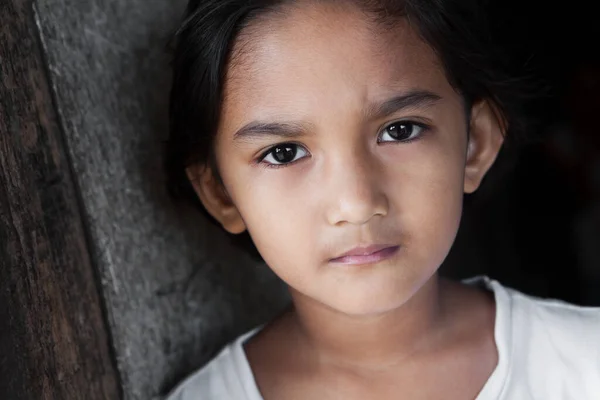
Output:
[186,164,247,234]
[464,100,506,193]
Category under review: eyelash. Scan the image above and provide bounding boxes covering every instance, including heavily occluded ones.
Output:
[256,120,430,169]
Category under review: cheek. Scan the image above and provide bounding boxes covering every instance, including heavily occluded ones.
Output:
[395,132,466,261]
[228,173,317,282]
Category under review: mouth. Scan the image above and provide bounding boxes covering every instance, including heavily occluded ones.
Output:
[329,245,400,265]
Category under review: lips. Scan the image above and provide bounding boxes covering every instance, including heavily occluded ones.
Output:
[329,244,400,265]
[333,244,396,258]
[330,245,400,266]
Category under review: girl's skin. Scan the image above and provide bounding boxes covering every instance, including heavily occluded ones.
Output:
[188,3,504,399]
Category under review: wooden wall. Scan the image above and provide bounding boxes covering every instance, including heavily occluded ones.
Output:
[0,0,121,398]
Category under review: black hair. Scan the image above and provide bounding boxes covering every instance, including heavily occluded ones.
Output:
[165,0,535,259]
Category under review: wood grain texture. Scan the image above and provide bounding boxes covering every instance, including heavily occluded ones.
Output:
[0,0,121,398]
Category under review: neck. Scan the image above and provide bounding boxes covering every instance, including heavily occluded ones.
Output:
[288,274,451,372]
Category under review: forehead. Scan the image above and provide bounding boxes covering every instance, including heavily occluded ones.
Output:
[220,3,451,134]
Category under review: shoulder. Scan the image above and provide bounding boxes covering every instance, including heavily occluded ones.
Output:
[164,346,235,400]
[503,282,600,353]
[468,276,600,348]
[164,328,261,400]
[489,278,600,397]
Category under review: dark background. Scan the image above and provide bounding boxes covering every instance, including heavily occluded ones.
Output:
[442,0,600,305]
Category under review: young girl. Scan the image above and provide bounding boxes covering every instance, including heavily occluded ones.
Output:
[164,0,600,398]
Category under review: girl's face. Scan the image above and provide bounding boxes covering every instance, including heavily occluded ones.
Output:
[191,3,503,315]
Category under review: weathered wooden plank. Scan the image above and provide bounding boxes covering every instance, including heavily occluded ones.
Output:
[0,0,122,398]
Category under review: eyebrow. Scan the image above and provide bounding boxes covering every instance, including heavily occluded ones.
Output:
[365,90,442,120]
[233,121,312,143]
[232,89,442,143]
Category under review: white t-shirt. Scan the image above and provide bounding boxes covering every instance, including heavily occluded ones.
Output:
[165,276,600,399]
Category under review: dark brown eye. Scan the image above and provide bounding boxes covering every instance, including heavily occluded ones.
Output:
[261,143,308,166]
[379,121,425,142]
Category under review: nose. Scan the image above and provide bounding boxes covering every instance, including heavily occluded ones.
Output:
[325,148,389,226]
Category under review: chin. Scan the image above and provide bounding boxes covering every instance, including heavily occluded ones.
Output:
[326,269,439,317]
[324,289,415,317]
